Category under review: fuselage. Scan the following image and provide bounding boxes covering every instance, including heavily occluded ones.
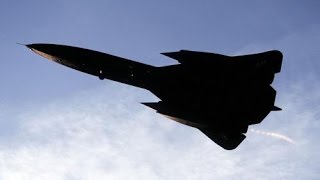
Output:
[27,44,275,129]
[26,43,283,150]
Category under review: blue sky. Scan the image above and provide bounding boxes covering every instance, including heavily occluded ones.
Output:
[0,1,319,179]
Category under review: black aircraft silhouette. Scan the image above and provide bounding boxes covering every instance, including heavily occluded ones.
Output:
[26,43,283,150]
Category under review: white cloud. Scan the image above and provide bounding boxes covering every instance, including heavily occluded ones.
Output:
[0,80,319,180]
[1,26,320,180]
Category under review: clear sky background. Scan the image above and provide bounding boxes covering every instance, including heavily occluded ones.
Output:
[0,1,319,179]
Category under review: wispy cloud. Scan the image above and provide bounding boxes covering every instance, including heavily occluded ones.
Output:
[1,27,320,179]
[0,77,319,180]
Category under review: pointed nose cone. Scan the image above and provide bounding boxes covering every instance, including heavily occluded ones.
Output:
[25,43,45,51]
[25,44,34,49]
[25,44,63,62]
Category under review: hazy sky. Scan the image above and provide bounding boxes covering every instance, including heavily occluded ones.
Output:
[0,1,319,179]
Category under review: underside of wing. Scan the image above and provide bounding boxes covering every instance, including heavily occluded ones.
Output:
[152,50,284,150]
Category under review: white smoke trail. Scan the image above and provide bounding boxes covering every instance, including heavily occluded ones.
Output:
[250,128,296,144]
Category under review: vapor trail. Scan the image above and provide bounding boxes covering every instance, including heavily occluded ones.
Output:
[250,128,296,144]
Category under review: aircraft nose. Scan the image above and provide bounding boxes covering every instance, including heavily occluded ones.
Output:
[26,44,63,62]
[25,44,34,49]
[26,44,48,52]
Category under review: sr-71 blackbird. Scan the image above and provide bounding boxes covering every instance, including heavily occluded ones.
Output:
[26,43,283,150]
